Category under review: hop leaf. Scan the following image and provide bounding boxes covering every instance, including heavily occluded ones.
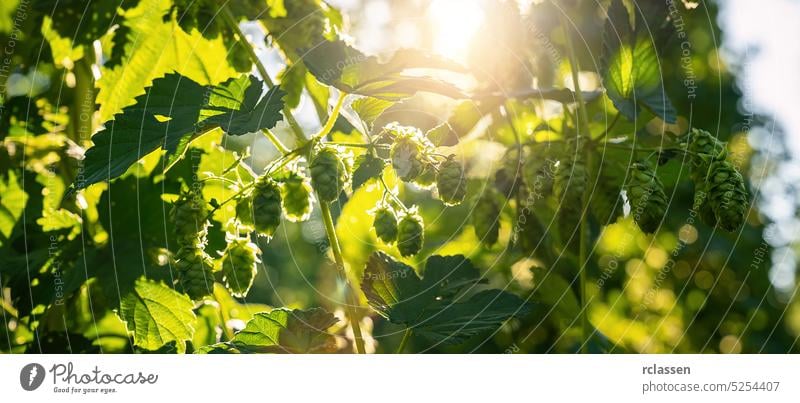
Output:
[397,210,424,257]
[174,246,215,301]
[252,177,283,238]
[170,190,209,247]
[436,156,467,206]
[221,237,261,297]
[372,206,399,244]
[310,147,349,202]
[706,160,748,232]
[472,190,502,246]
[280,170,313,222]
[625,161,668,234]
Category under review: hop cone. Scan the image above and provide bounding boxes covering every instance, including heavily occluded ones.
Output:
[390,136,425,182]
[281,171,313,222]
[436,157,467,206]
[373,206,399,244]
[706,160,748,232]
[397,211,424,257]
[174,246,214,301]
[414,162,437,188]
[472,190,501,246]
[693,189,717,227]
[170,190,209,247]
[310,147,348,202]
[517,207,546,255]
[495,148,523,197]
[687,128,727,183]
[221,237,261,297]
[591,171,624,226]
[252,177,283,238]
[625,161,668,234]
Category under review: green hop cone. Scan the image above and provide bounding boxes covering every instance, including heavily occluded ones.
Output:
[281,171,313,222]
[372,206,399,244]
[625,161,668,234]
[174,246,215,301]
[236,195,255,231]
[517,207,546,255]
[591,170,624,226]
[397,211,424,257]
[390,136,425,182]
[436,157,467,206]
[472,190,502,246]
[706,160,748,232]
[252,177,283,238]
[414,161,437,188]
[687,128,727,183]
[220,237,261,297]
[495,147,522,197]
[693,189,718,227]
[310,147,348,202]
[170,190,209,247]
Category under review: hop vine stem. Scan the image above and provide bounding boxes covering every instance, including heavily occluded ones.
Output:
[320,202,367,354]
[560,10,592,353]
[219,8,367,352]
[219,6,306,145]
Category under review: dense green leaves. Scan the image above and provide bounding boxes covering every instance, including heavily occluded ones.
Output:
[230,308,339,353]
[602,0,676,123]
[119,278,196,352]
[74,73,284,192]
[362,252,531,344]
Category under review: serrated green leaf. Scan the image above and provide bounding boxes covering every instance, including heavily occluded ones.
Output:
[351,154,385,190]
[351,97,394,128]
[425,122,459,147]
[532,269,580,325]
[76,73,206,192]
[0,171,27,247]
[414,289,531,345]
[96,0,237,122]
[602,0,676,123]
[362,252,529,345]
[119,278,196,353]
[201,75,286,136]
[75,73,284,192]
[278,62,307,109]
[231,308,339,353]
[303,40,466,101]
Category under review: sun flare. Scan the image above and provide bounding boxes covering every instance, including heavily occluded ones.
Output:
[427,0,485,62]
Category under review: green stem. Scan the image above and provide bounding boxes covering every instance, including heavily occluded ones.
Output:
[328,142,387,149]
[560,10,591,353]
[213,286,235,341]
[319,202,367,354]
[313,92,346,141]
[219,6,306,144]
[262,128,290,155]
[396,329,412,354]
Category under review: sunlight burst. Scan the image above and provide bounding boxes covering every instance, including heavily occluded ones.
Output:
[427,0,485,62]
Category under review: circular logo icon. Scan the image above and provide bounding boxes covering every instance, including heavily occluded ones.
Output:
[20,363,45,391]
